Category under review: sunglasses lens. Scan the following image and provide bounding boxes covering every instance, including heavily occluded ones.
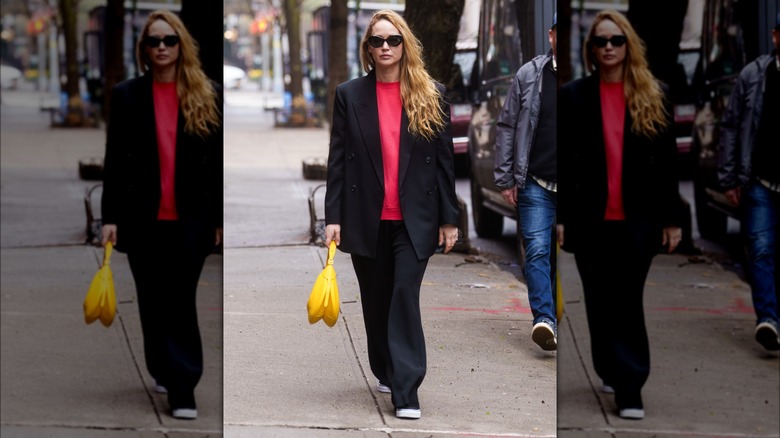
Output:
[163,36,180,47]
[145,36,161,47]
[368,35,402,48]
[593,36,608,48]
[611,35,626,47]
[145,35,179,48]
[368,36,384,48]
[593,35,626,48]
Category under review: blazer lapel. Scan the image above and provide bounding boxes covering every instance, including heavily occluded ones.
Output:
[585,75,607,173]
[398,108,416,188]
[353,72,384,186]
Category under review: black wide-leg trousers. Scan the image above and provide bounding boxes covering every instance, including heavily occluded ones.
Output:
[351,220,429,410]
[573,220,657,410]
[126,220,211,410]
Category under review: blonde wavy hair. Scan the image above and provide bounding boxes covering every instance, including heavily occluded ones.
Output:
[136,10,221,139]
[360,10,446,140]
[584,10,669,138]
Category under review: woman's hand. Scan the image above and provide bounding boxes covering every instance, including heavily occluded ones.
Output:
[556,224,564,247]
[325,224,341,248]
[662,226,682,253]
[215,227,223,246]
[439,224,459,254]
[101,224,117,247]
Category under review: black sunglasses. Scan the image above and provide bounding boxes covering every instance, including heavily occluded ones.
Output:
[591,35,627,48]
[144,35,180,48]
[368,35,403,48]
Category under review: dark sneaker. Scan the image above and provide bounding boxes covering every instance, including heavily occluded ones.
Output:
[755,321,780,351]
[532,320,557,351]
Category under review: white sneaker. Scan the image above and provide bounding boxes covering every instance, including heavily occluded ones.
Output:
[532,321,557,351]
[376,380,391,394]
[172,408,198,420]
[619,408,644,419]
[395,408,421,419]
[755,321,780,351]
[153,382,167,394]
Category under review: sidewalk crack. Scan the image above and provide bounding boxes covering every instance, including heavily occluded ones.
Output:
[117,314,165,425]
[341,314,389,427]
[564,313,613,427]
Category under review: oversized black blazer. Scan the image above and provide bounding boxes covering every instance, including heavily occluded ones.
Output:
[325,70,460,261]
[558,74,680,254]
[101,73,223,253]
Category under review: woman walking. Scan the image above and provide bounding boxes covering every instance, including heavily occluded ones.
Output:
[324,9,459,420]
[558,10,682,420]
[101,10,223,420]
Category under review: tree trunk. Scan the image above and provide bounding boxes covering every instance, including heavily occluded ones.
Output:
[404,0,465,88]
[102,0,124,126]
[59,0,84,126]
[282,0,304,103]
[326,0,348,125]
[180,0,223,83]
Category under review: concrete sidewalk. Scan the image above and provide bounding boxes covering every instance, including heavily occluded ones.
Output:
[0,92,224,437]
[557,249,780,437]
[220,101,557,436]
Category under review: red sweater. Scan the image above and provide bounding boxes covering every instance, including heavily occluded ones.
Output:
[153,81,179,220]
[600,81,626,221]
[377,80,403,220]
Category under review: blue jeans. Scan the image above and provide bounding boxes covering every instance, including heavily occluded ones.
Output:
[517,177,557,326]
[742,181,779,325]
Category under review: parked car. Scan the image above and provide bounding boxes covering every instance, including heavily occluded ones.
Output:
[467,0,547,240]
[671,49,700,178]
[449,48,477,175]
[0,64,22,90]
[690,0,772,240]
[223,64,247,90]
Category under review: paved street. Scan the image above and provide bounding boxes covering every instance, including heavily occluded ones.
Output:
[221,91,556,437]
[1,85,777,438]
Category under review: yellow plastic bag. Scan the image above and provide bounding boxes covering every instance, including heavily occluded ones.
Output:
[307,241,340,327]
[84,242,117,327]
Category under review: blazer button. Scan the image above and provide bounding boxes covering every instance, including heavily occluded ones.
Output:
[427,189,432,195]
[348,153,355,160]
[425,156,431,164]
[351,184,357,192]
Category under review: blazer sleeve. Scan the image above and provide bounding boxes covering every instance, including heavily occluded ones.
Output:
[101,83,127,226]
[211,82,225,228]
[557,81,575,227]
[436,87,460,226]
[325,84,347,225]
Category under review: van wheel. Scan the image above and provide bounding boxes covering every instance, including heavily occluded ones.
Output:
[470,176,503,238]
